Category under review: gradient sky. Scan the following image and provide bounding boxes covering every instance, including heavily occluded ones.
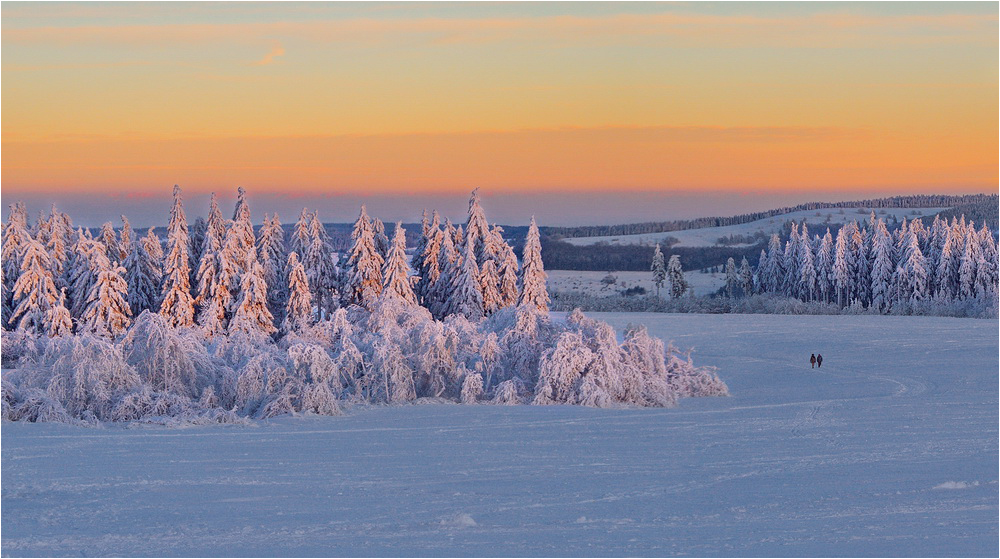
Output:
[2,1,997,226]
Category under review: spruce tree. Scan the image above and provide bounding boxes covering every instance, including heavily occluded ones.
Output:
[80,259,132,338]
[724,257,738,298]
[739,256,753,297]
[518,216,549,313]
[381,222,417,305]
[480,258,503,315]
[667,254,688,299]
[870,221,895,311]
[229,259,276,336]
[159,185,196,327]
[283,251,313,334]
[9,239,60,334]
[123,238,159,316]
[45,288,74,337]
[498,242,520,308]
[450,241,484,320]
[345,206,384,310]
[651,244,666,297]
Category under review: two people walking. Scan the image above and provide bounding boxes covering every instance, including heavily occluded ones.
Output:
[810,353,823,368]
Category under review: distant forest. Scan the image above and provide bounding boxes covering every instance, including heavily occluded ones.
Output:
[541,194,996,240]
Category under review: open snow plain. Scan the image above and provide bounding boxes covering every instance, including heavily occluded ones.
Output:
[3,313,997,557]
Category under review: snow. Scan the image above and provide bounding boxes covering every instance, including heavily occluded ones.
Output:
[3,313,997,557]
[563,207,948,248]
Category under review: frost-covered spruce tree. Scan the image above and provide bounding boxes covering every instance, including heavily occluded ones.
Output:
[412,210,429,277]
[415,211,443,305]
[345,206,384,310]
[926,215,948,292]
[80,258,131,338]
[229,186,257,279]
[9,239,60,334]
[159,185,196,327]
[99,221,121,264]
[372,218,390,260]
[46,207,70,289]
[3,202,31,295]
[815,229,833,303]
[958,230,980,301]
[761,233,784,293]
[428,228,459,319]
[123,238,159,316]
[305,211,339,318]
[738,256,753,297]
[518,216,549,313]
[45,288,74,337]
[291,208,312,262]
[975,225,998,300]
[498,242,520,308]
[724,257,738,298]
[465,188,491,265]
[257,213,287,320]
[282,251,313,334]
[898,230,928,303]
[194,211,223,308]
[869,220,895,311]
[833,227,851,307]
[68,238,111,318]
[851,224,871,306]
[119,215,133,262]
[782,223,800,297]
[188,216,206,276]
[449,241,485,320]
[798,237,817,302]
[667,254,688,299]
[196,222,241,335]
[229,259,276,337]
[935,223,959,300]
[651,244,666,297]
[480,259,502,315]
[381,223,417,305]
[142,229,164,266]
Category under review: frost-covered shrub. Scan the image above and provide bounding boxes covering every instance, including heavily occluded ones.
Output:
[3,295,728,425]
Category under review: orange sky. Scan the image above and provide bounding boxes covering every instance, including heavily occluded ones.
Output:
[2,2,997,203]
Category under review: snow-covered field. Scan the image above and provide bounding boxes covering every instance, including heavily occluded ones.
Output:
[548,269,725,298]
[3,313,996,557]
[563,207,947,248]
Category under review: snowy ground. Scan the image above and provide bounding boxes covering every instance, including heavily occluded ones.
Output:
[562,207,946,248]
[2,313,996,557]
[548,269,725,298]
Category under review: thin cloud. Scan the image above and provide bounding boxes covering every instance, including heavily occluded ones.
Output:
[252,43,284,66]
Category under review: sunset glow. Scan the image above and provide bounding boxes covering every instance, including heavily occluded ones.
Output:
[2,1,997,222]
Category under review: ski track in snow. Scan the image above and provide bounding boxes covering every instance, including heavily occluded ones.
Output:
[2,313,997,557]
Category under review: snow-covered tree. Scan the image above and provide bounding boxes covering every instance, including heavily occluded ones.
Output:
[667,254,688,299]
[257,213,287,319]
[159,185,196,327]
[498,242,520,309]
[518,216,549,313]
[833,227,851,307]
[651,244,666,297]
[479,259,503,315]
[381,223,417,305]
[99,221,121,264]
[724,257,738,298]
[123,238,159,316]
[9,239,60,334]
[282,252,313,334]
[372,218,390,260]
[415,211,443,306]
[345,206,384,310]
[897,230,928,303]
[68,238,111,318]
[739,256,753,297]
[304,211,339,318]
[291,208,312,262]
[428,228,459,319]
[229,259,276,337]
[815,229,834,303]
[80,258,131,338]
[449,241,485,320]
[798,236,817,302]
[465,188,491,265]
[119,215,133,261]
[869,221,895,311]
[45,288,74,337]
[229,186,257,279]
[3,202,31,325]
[958,229,980,301]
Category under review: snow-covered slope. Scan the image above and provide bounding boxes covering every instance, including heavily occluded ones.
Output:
[563,207,947,248]
[3,313,996,557]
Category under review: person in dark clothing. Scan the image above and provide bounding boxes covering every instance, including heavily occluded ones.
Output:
[817,354,823,368]
[810,354,816,368]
